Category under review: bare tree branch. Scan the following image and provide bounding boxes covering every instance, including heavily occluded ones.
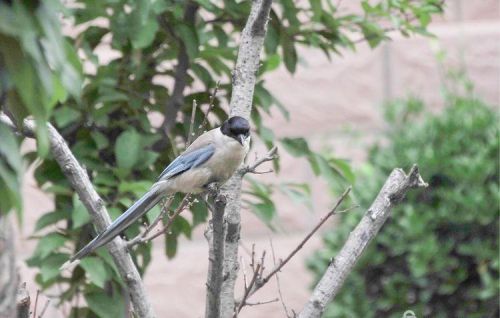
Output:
[32,290,39,318]
[125,196,175,248]
[0,114,156,318]
[197,81,220,132]
[235,188,354,315]
[38,299,50,318]
[205,194,227,318]
[270,238,291,318]
[298,165,427,318]
[240,146,278,175]
[215,1,273,316]
[15,283,30,318]
[141,194,192,244]
[187,100,198,146]
[0,215,17,318]
[245,298,279,307]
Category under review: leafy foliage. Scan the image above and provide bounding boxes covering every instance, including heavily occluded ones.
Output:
[0,122,23,217]
[0,1,82,156]
[0,0,82,217]
[308,92,499,317]
[0,0,443,315]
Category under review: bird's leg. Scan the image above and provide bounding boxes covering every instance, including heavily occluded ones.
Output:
[205,182,221,198]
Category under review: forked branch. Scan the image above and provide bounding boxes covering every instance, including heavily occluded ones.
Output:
[298,165,427,318]
[235,188,354,315]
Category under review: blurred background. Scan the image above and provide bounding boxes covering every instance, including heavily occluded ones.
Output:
[0,0,498,317]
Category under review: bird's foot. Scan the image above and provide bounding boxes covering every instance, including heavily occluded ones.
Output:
[205,182,221,197]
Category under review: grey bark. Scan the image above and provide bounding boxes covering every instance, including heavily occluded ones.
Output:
[205,195,227,318]
[0,114,156,318]
[0,215,17,318]
[298,165,428,318]
[217,1,273,317]
[16,283,30,318]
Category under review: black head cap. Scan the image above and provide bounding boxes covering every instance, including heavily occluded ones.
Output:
[221,116,250,144]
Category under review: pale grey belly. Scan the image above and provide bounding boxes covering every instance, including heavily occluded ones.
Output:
[161,144,246,194]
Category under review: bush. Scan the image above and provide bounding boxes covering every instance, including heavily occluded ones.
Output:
[307,94,499,317]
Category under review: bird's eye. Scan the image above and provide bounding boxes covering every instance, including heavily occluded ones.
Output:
[231,127,249,136]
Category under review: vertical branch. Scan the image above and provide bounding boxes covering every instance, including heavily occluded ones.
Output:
[16,283,30,318]
[0,215,17,318]
[218,1,273,317]
[204,195,227,318]
[298,165,427,318]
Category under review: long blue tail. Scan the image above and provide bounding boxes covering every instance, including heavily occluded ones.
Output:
[68,189,163,263]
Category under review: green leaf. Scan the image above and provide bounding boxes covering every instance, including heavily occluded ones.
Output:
[250,202,276,228]
[177,25,199,60]
[173,216,191,239]
[310,0,323,21]
[119,181,152,195]
[80,257,109,288]
[0,122,22,173]
[359,21,384,48]
[90,131,109,150]
[264,22,279,54]
[192,63,213,88]
[85,290,126,318]
[281,33,297,73]
[72,194,91,229]
[330,158,356,184]
[165,234,177,259]
[114,128,141,170]
[40,253,67,282]
[281,137,311,157]
[264,54,281,72]
[53,107,80,128]
[279,183,313,211]
[32,233,66,260]
[0,122,22,216]
[315,154,339,187]
[131,19,159,49]
[35,210,66,232]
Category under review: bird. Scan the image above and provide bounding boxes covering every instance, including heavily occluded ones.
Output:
[61,116,250,269]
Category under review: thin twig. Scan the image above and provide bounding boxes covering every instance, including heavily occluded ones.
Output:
[240,146,278,175]
[38,299,50,318]
[270,238,291,317]
[187,99,198,146]
[235,188,354,315]
[241,257,248,290]
[235,263,261,315]
[250,243,256,271]
[235,187,352,316]
[245,298,279,307]
[143,194,191,242]
[32,290,40,318]
[199,81,220,132]
[259,187,352,288]
[126,196,175,247]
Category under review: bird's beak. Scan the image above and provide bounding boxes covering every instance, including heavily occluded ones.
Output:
[237,134,245,145]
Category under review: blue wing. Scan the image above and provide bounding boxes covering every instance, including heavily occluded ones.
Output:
[157,144,215,181]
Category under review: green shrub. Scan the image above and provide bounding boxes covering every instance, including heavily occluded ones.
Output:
[307,94,499,317]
